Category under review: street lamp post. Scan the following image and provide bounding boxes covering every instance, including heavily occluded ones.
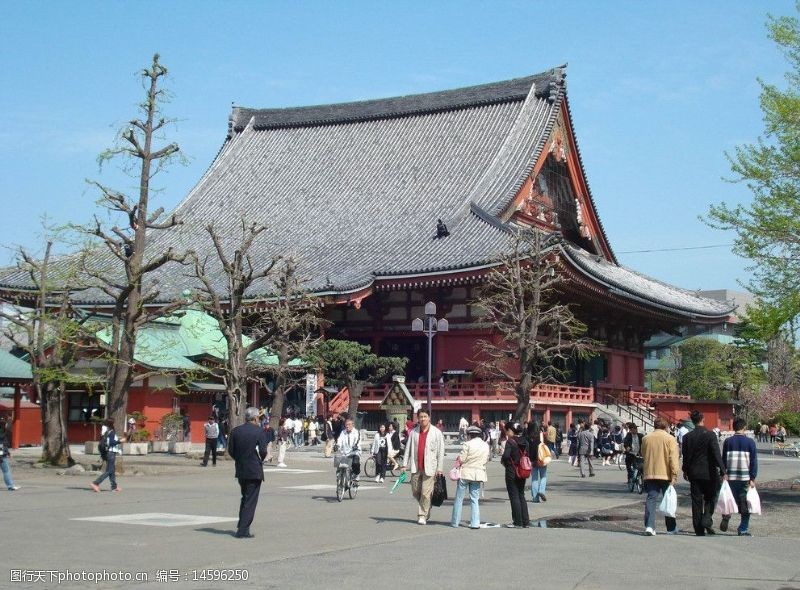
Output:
[412,301,449,416]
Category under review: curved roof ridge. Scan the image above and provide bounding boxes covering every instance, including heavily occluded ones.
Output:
[562,243,734,318]
[231,67,565,131]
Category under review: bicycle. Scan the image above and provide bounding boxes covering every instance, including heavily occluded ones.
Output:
[627,456,644,494]
[615,452,626,471]
[335,456,359,502]
[363,454,400,479]
[773,441,800,457]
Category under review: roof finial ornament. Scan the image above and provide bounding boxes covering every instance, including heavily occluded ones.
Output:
[227,101,236,139]
[435,218,450,239]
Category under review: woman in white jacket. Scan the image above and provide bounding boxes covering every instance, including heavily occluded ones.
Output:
[451,425,490,529]
[370,423,393,483]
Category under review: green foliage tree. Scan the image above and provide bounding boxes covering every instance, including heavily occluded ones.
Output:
[705,7,800,337]
[674,338,765,401]
[0,241,98,466]
[309,339,407,418]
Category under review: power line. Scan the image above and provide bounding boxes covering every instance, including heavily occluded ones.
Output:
[618,243,734,254]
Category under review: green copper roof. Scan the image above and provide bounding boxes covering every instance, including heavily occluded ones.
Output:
[0,349,33,382]
[95,308,303,371]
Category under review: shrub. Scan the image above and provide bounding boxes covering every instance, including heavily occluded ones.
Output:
[128,428,151,443]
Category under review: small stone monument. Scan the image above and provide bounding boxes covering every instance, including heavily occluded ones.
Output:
[379,376,416,425]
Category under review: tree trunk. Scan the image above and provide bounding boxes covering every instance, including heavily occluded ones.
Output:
[268,376,286,430]
[40,382,73,466]
[767,336,793,387]
[227,344,248,430]
[513,374,532,423]
[347,380,366,420]
[107,357,133,433]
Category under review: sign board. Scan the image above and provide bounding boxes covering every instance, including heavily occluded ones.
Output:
[305,374,317,417]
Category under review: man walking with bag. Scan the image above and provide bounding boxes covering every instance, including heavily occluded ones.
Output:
[641,417,679,536]
[402,409,445,525]
[227,407,269,539]
[720,418,758,536]
[682,410,726,536]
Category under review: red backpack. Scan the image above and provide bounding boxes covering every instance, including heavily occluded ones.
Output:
[511,440,532,479]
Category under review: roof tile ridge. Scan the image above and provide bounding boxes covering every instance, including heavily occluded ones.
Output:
[232,69,564,131]
[462,70,564,218]
[563,244,735,312]
[562,97,618,264]
[246,94,530,131]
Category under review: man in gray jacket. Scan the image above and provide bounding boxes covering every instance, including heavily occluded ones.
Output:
[402,409,445,525]
[577,420,595,478]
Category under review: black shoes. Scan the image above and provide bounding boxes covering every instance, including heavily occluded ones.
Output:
[720,517,730,532]
[234,532,254,539]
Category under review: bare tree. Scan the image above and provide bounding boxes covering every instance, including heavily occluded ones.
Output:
[0,242,96,466]
[80,54,186,430]
[257,261,325,430]
[191,220,279,429]
[473,229,597,422]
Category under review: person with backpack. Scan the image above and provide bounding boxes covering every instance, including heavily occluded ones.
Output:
[531,424,551,502]
[91,419,123,493]
[500,421,531,528]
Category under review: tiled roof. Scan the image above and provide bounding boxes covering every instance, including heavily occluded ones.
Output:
[562,245,734,318]
[0,67,731,321]
[94,308,303,371]
[143,69,565,298]
[0,349,32,383]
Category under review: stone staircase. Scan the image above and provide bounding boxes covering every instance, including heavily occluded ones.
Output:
[595,393,666,433]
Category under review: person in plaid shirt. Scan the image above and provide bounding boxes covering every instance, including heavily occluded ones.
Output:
[721,418,758,536]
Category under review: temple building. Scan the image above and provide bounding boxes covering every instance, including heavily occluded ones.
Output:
[0,66,736,438]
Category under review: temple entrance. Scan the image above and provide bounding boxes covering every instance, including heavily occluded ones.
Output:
[378,337,428,381]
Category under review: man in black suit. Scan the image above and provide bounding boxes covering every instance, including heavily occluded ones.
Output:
[682,410,726,536]
[227,407,269,539]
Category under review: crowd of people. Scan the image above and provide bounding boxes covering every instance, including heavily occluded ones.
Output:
[754,422,787,443]
[63,400,765,540]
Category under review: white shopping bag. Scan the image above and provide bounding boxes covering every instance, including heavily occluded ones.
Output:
[716,480,739,515]
[746,486,761,515]
[657,484,677,517]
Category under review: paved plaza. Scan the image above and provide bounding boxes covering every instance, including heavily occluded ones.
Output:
[3,447,800,589]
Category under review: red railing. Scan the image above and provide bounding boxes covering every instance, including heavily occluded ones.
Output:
[354,381,594,405]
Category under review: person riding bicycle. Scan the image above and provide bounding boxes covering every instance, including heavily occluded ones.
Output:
[335,418,362,481]
[623,423,644,482]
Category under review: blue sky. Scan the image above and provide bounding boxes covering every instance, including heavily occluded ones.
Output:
[1,1,794,293]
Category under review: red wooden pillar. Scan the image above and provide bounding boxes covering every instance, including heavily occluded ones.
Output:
[12,385,21,449]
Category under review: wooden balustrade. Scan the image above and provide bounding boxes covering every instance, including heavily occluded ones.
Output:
[358,381,594,404]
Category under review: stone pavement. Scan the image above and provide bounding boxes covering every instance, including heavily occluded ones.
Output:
[2,448,800,589]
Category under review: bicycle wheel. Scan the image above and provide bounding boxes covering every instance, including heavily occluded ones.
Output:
[617,454,625,471]
[336,470,345,502]
[363,455,377,478]
[349,476,359,499]
[636,475,644,495]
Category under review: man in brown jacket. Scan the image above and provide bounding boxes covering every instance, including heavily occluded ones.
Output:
[641,417,679,536]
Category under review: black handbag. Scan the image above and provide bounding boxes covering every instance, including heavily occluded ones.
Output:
[431,473,448,507]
